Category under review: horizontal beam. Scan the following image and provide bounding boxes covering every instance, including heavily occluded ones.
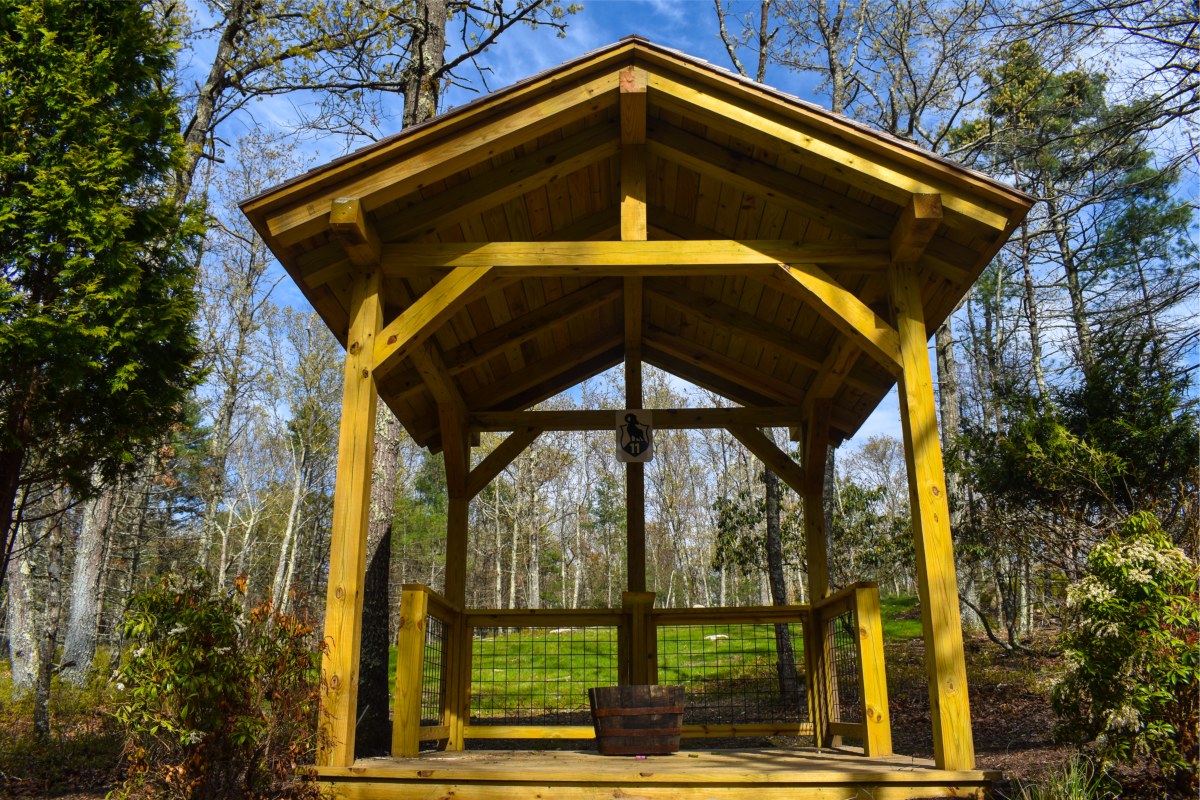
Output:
[469,407,810,432]
[379,239,890,275]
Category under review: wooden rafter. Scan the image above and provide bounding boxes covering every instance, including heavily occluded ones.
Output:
[647,279,853,380]
[382,123,621,242]
[646,120,887,238]
[470,406,808,432]
[262,70,622,245]
[648,72,1012,232]
[443,278,622,374]
[465,332,625,412]
[644,326,804,405]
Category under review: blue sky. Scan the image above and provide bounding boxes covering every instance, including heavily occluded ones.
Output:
[440,0,818,112]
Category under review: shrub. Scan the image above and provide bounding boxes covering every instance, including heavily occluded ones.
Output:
[1053,512,1199,794]
[110,574,326,800]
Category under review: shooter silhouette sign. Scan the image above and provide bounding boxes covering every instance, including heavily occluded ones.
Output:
[616,410,653,463]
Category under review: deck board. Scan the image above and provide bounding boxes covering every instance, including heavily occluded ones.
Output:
[317,747,999,799]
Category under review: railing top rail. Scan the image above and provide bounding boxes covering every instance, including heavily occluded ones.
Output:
[400,583,463,617]
[812,581,878,613]
[465,608,624,627]
[652,605,809,624]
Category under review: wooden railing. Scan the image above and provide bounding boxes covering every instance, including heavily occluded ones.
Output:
[810,581,892,756]
[391,582,891,756]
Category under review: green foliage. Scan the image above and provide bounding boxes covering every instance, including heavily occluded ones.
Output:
[110,575,325,800]
[1052,513,1199,793]
[0,0,202,497]
[828,480,912,589]
[712,484,802,574]
[965,328,1198,542]
[1006,756,1118,800]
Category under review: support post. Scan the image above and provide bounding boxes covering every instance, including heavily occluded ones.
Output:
[392,587,429,757]
[621,72,647,593]
[854,584,893,756]
[439,406,471,751]
[622,591,656,685]
[803,400,832,602]
[318,270,382,767]
[891,259,974,770]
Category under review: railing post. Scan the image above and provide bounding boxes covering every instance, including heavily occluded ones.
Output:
[445,614,470,751]
[803,607,825,747]
[854,584,893,756]
[392,586,429,757]
[622,591,656,685]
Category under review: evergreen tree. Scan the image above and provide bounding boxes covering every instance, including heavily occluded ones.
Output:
[0,0,202,592]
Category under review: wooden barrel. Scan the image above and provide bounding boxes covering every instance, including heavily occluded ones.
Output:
[588,685,685,755]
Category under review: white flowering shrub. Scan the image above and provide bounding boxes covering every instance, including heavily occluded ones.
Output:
[1053,512,1198,794]
[111,574,325,799]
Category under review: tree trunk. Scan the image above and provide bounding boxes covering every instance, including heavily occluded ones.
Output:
[1046,196,1095,371]
[1015,217,1048,396]
[401,0,449,128]
[5,519,37,689]
[33,492,69,737]
[174,0,247,205]
[270,446,308,611]
[357,406,402,758]
[763,465,801,708]
[357,4,447,751]
[60,478,116,685]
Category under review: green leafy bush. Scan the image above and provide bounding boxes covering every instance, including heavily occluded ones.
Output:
[110,574,326,799]
[1053,512,1199,794]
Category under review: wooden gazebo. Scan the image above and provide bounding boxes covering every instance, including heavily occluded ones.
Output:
[242,37,1032,800]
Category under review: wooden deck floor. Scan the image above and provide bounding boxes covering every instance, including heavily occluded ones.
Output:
[316,747,1000,799]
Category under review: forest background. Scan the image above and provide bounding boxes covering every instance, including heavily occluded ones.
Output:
[0,0,1196,794]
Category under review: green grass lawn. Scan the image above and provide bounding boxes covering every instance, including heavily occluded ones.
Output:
[390,595,924,718]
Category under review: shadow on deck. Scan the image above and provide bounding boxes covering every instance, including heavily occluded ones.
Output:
[317,746,1000,799]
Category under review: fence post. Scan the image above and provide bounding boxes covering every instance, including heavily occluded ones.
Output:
[805,605,833,747]
[392,586,429,757]
[445,614,470,751]
[622,591,656,685]
[854,584,893,756]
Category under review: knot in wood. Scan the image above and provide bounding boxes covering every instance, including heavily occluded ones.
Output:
[349,341,361,355]
[335,586,345,600]
[361,368,370,378]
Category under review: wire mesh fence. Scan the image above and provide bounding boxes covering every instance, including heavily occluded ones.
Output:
[468,624,620,726]
[656,622,809,726]
[420,613,448,726]
[826,608,863,723]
